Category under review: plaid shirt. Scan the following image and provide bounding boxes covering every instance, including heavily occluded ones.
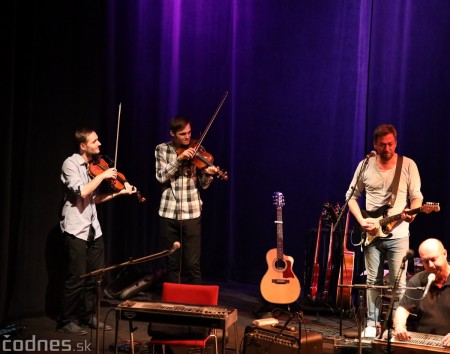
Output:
[155,141,214,220]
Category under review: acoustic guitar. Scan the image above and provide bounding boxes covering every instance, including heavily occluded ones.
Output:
[260,192,301,304]
[336,211,354,309]
[360,202,440,246]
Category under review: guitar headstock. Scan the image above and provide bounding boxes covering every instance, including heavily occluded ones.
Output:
[273,191,285,208]
[322,202,340,225]
[421,202,440,214]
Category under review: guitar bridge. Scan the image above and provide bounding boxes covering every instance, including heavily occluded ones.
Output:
[272,279,290,284]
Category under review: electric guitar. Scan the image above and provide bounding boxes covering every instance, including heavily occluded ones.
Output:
[322,202,339,301]
[309,213,323,301]
[260,192,301,304]
[360,202,440,246]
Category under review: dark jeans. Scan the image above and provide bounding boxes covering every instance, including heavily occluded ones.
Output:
[59,232,104,325]
[159,216,201,284]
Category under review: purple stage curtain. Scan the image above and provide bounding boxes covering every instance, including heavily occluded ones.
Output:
[2,0,450,321]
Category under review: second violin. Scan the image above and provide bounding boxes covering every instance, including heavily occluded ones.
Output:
[177,140,228,181]
[176,91,230,181]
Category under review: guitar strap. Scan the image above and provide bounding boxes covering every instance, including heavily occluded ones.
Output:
[388,155,403,207]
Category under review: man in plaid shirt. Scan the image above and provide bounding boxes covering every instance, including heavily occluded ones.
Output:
[155,116,218,284]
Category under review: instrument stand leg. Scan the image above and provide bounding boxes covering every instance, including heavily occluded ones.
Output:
[295,311,303,354]
[128,320,138,354]
[95,275,102,354]
[338,283,344,336]
[357,289,366,354]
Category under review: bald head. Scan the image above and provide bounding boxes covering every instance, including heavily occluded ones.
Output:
[419,238,444,257]
[419,238,448,279]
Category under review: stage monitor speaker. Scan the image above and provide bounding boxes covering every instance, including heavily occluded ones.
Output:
[242,325,322,354]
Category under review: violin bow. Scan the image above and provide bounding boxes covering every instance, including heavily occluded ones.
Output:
[193,91,229,155]
[113,103,122,169]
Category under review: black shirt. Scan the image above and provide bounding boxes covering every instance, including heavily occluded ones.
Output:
[400,269,450,335]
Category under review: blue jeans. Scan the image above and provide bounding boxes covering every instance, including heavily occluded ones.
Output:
[364,237,409,327]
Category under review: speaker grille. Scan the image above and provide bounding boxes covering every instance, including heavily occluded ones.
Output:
[243,326,322,354]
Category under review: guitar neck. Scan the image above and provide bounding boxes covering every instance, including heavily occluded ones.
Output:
[313,215,322,263]
[323,224,334,297]
[343,211,350,251]
[276,206,284,258]
[379,207,422,226]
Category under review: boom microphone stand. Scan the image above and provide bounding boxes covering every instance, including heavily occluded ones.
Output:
[339,282,424,354]
[337,284,388,354]
[378,250,414,354]
[80,242,180,354]
[332,152,373,335]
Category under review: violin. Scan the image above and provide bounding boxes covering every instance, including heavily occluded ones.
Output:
[88,155,146,203]
[177,140,229,181]
[177,91,230,181]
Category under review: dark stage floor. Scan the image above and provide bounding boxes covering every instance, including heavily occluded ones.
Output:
[2,281,374,353]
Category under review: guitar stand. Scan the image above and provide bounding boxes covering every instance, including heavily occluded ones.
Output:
[301,297,336,318]
[253,301,273,317]
[253,300,300,319]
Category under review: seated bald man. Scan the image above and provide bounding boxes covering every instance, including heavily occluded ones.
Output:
[393,238,450,347]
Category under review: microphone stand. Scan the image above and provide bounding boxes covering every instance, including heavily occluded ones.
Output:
[80,247,178,354]
[333,156,370,336]
[378,256,408,354]
[337,283,423,354]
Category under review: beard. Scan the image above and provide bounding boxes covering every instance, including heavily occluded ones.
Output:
[379,151,394,162]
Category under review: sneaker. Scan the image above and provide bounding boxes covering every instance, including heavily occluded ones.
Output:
[80,316,112,331]
[58,322,88,336]
[362,326,377,338]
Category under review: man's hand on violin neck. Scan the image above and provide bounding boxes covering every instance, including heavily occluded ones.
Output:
[205,166,218,175]
[123,182,137,195]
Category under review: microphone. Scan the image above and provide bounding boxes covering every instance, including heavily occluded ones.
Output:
[402,249,415,262]
[422,273,436,299]
[168,241,181,254]
[365,150,377,159]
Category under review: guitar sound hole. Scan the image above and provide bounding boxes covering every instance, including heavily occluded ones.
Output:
[275,259,286,271]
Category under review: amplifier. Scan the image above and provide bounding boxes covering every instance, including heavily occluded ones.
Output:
[242,325,322,354]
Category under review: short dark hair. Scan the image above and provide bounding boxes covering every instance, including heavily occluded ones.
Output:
[74,128,95,151]
[169,116,190,133]
[373,124,397,142]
